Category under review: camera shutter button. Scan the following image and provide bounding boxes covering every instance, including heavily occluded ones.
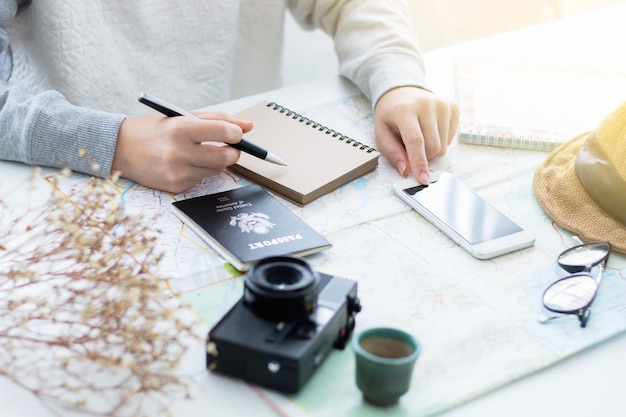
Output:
[267,361,281,373]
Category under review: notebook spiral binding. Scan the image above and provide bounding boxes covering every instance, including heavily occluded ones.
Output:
[266,102,377,153]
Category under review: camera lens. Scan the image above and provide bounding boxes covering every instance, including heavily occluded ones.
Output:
[244,256,319,322]
[263,265,307,289]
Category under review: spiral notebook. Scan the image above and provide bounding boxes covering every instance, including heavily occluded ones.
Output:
[230,101,380,205]
[456,55,626,151]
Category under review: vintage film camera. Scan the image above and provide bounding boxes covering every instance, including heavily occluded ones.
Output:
[206,256,362,393]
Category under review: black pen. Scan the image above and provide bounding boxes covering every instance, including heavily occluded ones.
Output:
[138,92,287,166]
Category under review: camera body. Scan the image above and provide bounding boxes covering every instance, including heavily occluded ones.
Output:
[206,256,362,393]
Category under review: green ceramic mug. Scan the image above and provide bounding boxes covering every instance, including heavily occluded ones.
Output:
[352,327,421,406]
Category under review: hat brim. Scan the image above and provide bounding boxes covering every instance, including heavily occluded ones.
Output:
[533,132,626,253]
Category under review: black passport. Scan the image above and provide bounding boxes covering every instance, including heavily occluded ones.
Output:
[171,185,332,271]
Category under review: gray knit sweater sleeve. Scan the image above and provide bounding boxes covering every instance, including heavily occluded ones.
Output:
[0,0,124,177]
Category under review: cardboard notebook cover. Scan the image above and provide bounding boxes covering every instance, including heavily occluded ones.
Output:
[171,184,332,271]
[230,101,380,205]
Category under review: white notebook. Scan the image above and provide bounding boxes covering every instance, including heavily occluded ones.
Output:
[455,55,626,151]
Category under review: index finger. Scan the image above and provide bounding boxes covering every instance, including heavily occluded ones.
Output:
[166,116,245,147]
[193,111,254,133]
[396,117,431,185]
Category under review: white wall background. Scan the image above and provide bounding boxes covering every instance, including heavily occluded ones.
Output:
[280,0,626,87]
[280,13,338,87]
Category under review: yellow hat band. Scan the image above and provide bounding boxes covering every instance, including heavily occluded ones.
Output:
[574,131,626,226]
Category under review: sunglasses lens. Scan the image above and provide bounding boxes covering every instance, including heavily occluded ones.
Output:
[557,242,611,273]
[543,274,597,313]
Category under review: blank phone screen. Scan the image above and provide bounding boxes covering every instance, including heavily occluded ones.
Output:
[403,173,523,245]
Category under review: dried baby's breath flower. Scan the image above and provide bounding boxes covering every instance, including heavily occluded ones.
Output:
[0,169,202,417]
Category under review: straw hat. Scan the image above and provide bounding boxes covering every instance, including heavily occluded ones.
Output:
[533,101,626,253]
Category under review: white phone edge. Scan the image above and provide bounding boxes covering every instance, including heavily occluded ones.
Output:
[392,175,535,260]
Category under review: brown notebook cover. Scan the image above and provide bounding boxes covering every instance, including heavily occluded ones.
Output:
[230,101,380,205]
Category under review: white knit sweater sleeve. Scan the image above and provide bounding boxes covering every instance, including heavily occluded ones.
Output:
[287,0,428,108]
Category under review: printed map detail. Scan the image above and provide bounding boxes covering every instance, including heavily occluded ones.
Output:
[51,95,626,417]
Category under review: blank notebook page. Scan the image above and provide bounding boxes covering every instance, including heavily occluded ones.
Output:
[230,101,380,205]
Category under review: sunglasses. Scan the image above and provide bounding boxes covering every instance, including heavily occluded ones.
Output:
[539,241,611,328]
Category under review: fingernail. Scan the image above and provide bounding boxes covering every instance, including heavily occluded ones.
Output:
[396,161,407,177]
[419,170,430,185]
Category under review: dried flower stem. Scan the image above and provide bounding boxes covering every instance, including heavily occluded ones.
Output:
[0,170,201,417]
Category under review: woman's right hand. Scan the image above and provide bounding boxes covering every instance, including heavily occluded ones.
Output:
[111,111,254,193]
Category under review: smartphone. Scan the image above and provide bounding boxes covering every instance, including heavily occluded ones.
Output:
[393,172,534,259]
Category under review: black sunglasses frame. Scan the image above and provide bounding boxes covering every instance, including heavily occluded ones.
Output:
[541,241,611,328]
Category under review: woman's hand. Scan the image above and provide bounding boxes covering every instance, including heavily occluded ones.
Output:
[374,87,459,184]
[111,111,253,193]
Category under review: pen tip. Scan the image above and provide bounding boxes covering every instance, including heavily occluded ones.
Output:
[267,152,287,166]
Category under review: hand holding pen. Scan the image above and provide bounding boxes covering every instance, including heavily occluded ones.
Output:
[110,94,282,193]
[138,93,286,166]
